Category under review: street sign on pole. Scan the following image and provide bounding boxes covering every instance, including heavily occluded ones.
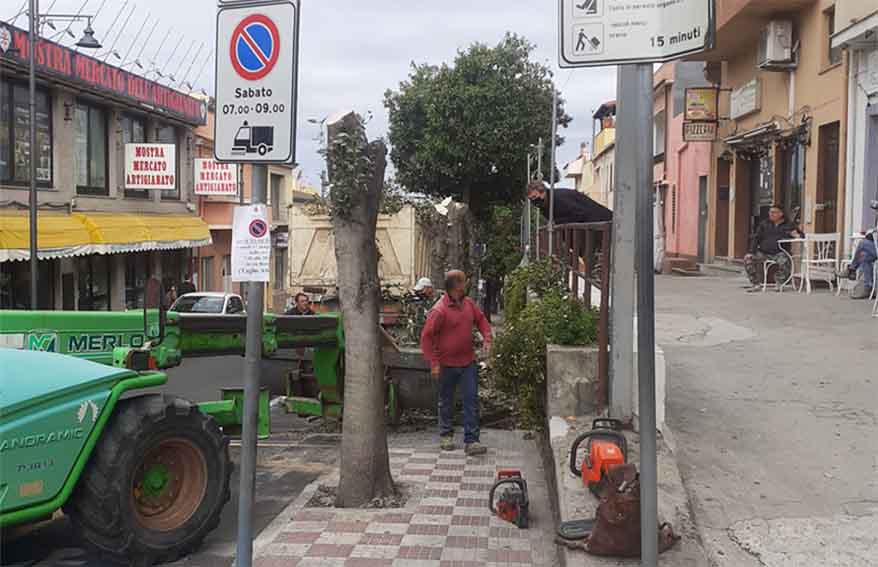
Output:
[215,0,299,163]
[559,0,715,67]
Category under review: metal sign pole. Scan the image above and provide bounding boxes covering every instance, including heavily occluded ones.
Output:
[235,164,267,567]
[548,89,559,257]
[625,62,659,567]
[28,0,39,308]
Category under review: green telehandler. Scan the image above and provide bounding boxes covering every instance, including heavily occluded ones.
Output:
[0,288,353,565]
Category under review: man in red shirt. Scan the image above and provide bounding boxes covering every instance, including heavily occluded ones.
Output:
[420,270,492,455]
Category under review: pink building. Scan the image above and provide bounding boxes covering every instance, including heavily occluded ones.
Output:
[653,62,713,272]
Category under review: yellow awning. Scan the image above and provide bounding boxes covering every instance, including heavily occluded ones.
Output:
[78,213,211,245]
[0,212,93,251]
[0,212,211,262]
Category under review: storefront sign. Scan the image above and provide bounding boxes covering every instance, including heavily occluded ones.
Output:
[232,204,270,282]
[124,144,176,190]
[559,0,716,67]
[730,78,762,120]
[683,121,718,142]
[0,23,206,125]
[194,159,238,196]
[684,87,719,122]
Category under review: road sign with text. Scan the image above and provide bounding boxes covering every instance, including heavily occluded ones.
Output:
[559,0,715,67]
[215,0,299,163]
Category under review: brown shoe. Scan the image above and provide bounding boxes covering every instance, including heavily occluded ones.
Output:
[465,442,487,456]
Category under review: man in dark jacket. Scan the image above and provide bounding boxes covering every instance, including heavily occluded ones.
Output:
[527,181,613,225]
[744,205,803,292]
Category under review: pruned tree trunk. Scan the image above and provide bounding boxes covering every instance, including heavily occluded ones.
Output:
[327,112,395,507]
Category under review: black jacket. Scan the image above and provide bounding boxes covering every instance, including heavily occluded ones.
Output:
[535,189,613,225]
[751,220,803,255]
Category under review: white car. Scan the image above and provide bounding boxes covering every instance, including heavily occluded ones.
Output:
[170,292,246,315]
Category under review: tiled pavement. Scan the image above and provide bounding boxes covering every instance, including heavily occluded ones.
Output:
[253,430,560,567]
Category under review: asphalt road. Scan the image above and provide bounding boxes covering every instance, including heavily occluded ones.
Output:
[1,357,338,567]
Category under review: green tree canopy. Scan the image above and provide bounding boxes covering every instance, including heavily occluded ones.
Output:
[384,33,571,214]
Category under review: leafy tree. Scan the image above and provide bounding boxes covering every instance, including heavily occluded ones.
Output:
[384,33,571,213]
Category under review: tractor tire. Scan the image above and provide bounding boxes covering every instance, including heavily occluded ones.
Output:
[64,395,231,566]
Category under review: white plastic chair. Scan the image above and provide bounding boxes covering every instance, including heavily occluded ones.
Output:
[801,233,840,294]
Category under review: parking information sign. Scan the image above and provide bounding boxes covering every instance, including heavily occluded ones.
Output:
[559,0,715,67]
[215,0,299,163]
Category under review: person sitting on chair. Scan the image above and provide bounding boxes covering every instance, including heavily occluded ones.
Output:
[847,231,877,300]
[744,205,804,292]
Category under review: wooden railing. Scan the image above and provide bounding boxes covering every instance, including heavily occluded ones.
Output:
[538,221,612,409]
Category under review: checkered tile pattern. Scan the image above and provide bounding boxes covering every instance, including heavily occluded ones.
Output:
[256,432,559,566]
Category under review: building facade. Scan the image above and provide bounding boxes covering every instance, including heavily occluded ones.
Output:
[653,62,714,269]
[192,105,315,313]
[588,101,616,209]
[563,143,594,194]
[832,1,878,239]
[0,23,209,310]
[697,0,848,261]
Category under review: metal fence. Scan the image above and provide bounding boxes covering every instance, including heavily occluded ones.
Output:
[538,221,612,409]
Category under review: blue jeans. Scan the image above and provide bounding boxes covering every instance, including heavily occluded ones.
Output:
[438,364,480,444]
[852,239,878,289]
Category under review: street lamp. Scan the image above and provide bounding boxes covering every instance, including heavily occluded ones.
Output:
[308,117,329,199]
[26,2,101,308]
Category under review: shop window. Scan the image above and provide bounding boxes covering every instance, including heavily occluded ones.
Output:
[161,250,186,291]
[0,83,52,186]
[77,255,110,311]
[125,252,150,309]
[0,260,55,309]
[156,124,179,200]
[201,256,214,291]
[75,102,108,195]
[122,114,149,199]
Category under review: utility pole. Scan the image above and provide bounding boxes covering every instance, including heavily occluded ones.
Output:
[548,89,559,257]
[236,165,266,567]
[28,0,38,308]
[614,62,658,566]
[536,137,544,260]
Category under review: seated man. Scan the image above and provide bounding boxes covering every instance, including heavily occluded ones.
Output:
[285,292,315,315]
[847,232,877,299]
[744,205,804,292]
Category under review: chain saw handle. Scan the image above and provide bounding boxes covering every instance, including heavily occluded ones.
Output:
[568,429,629,477]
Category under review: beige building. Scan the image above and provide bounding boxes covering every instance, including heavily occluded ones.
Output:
[697,0,848,261]
[587,101,617,209]
[564,143,594,194]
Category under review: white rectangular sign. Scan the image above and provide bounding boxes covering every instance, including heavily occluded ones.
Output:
[559,0,715,67]
[215,0,299,163]
[194,158,239,196]
[124,144,176,190]
[730,78,762,120]
[232,204,271,283]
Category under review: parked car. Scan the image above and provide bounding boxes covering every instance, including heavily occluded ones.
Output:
[170,292,246,315]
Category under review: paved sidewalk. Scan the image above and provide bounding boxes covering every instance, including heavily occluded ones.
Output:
[252,430,560,567]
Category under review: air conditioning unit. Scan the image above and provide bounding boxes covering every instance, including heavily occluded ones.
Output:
[757,20,795,70]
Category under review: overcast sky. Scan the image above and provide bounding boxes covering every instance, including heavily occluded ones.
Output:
[2,0,617,189]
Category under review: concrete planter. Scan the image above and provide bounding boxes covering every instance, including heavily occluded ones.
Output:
[545,344,599,417]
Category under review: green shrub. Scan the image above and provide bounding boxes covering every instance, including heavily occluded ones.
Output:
[491,284,597,428]
[504,259,565,321]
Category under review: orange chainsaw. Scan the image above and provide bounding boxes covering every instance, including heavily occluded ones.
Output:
[568,418,628,496]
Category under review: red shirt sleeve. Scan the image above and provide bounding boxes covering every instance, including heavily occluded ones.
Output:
[470,300,492,345]
[420,306,445,366]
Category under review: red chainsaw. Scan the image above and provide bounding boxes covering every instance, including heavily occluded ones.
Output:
[489,469,529,528]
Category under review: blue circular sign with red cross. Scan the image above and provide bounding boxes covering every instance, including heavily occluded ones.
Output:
[248,218,269,238]
[229,14,280,81]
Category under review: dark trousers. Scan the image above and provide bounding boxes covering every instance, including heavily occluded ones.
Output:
[438,364,480,444]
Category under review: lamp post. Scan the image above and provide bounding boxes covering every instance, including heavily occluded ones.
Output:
[308,117,328,198]
[26,1,101,308]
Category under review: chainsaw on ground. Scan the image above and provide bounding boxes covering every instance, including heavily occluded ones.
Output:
[568,418,628,496]
[489,469,529,528]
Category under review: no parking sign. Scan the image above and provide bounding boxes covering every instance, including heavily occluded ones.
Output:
[215,0,299,163]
